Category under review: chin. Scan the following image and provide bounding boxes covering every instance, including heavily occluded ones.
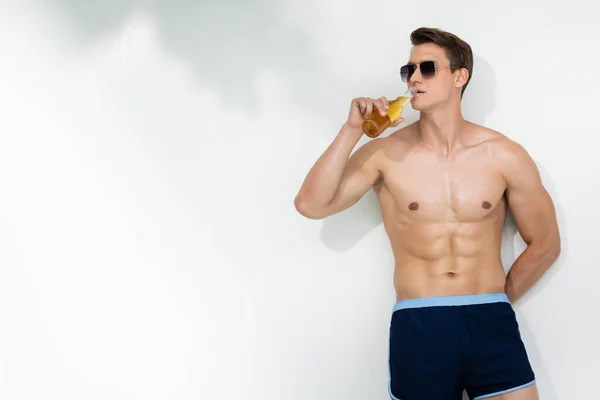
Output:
[411,98,428,112]
[411,97,441,113]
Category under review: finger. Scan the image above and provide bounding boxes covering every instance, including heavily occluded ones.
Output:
[352,98,364,115]
[374,99,387,116]
[378,97,390,114]
[390,117,405,127]
[364,98,374,119]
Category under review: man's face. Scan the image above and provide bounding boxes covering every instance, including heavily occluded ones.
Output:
[404,43,458,112]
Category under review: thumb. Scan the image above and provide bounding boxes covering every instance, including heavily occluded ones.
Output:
[390,117,405,127]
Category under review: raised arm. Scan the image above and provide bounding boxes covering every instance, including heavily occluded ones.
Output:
[294,96,402,220]
[500,140,561,303]
[294,123,383,219]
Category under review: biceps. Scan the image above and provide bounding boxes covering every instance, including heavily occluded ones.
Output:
[327,167,380,213]
[508,186,558,244]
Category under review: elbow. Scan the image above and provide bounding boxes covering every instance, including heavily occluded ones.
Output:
[294,195,326,220]
[549,229,562,261]
[551,238,562,261]
[526,234,561,265]
[542,235,562,264]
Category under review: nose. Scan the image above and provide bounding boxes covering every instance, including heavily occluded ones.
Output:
[409,66,423,85]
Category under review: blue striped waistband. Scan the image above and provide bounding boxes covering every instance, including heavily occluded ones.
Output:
[392,293,509,312]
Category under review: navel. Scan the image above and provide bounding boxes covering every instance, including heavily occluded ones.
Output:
[482,201,492,210]
[408,202,419,211]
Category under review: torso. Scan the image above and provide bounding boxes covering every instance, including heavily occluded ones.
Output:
[374,122,510,301]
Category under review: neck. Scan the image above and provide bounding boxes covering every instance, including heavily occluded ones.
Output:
[417,98,467,156]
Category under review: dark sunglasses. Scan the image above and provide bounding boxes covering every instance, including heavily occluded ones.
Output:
[400,61,454,82]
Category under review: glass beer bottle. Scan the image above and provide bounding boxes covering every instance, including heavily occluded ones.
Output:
[361,87,416,138]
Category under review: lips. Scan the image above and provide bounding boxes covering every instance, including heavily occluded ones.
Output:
[408,87,424,98]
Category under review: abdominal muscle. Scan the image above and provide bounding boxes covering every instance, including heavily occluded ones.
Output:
[384,215,508,301]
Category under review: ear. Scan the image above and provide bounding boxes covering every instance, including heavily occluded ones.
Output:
[454,68,469,89]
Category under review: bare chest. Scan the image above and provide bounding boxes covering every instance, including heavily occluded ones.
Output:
[377,154,507,222]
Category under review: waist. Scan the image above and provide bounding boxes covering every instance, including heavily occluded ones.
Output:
[392,259,506,301]
[392,292,510,312]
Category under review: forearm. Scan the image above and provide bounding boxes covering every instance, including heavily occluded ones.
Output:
[295,123,363,208]
[505,241,560,303]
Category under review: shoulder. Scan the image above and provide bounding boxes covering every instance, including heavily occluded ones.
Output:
[377,123,420,164]
[469,123,532,163]
[389,121,420,141]
[471,125,539,183]
[353,123,418,163]
[386,123,420,151]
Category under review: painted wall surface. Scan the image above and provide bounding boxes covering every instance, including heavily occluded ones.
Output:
[0,1,598,399]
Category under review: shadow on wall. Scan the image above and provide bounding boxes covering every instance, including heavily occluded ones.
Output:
[49,0,334,113]
[461,55,497,127]
[319,54,498,252]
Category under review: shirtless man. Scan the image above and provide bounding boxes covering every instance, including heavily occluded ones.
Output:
[294,27,561,400]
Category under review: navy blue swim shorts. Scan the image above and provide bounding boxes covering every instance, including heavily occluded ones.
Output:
[388,293,536,400]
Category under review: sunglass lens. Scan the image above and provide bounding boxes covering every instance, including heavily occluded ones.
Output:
[420,61,436,78]
[400,65,414,82]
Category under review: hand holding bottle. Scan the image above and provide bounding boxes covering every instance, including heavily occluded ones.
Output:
[347,87,416,138]
[346,96,396,131]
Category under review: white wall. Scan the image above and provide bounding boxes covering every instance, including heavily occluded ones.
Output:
[0,1,598,399]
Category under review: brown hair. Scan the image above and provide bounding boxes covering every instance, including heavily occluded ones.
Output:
[410,27,473,97]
